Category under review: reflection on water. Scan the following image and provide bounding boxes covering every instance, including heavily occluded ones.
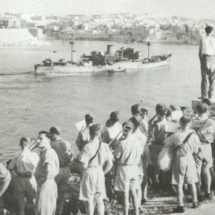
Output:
[0,41,200,162]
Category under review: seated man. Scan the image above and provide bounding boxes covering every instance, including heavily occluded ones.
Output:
[8,137,39,215]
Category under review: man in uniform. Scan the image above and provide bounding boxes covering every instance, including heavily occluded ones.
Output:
[8,137,39,215]
[114,122,142,215]
[35,131,59,215]
[76,114,93,151]
[0,163,11,215]
[191,103,215,201]
[49,127,73,215]
[164,116,201,213]
[199,25,215,99]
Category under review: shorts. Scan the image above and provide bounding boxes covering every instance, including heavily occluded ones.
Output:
[114,165,139,192]
[36,179,57,215]
[79,166,106,201]
[199,144,213,169]
[55,166,71,192]
[15,176,37,202]
[172,155,198,185]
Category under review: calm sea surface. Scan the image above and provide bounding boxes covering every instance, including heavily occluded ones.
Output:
[0,40,200,161]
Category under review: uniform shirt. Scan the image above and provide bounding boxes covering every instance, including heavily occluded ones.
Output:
[102,122,122,148]
[200,35,215,56]
[0,163,10,185]
[78,138,113,168]
[164,130,201,157]
[191,116,215,144]
[35,147,59,180]
[51,137,72,167]
[76,126,91,150]
[114,135,142,166]
[132,128,148,158]
[9,149,39,174]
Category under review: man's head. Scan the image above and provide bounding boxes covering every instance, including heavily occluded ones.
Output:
[196,103,208,116]
[89,124,101,139]
[156,103,167,119]
[205,26,213,35]
[122,121,133,137]
[131,104,140,116]
[19,137,29,150]
[140,108,148,117]
[49,126,61,140]
[85,114,93,126]
[179,115,192,129]
[37,131,52,148]
[110,111,119,123]
[202,98,211,107]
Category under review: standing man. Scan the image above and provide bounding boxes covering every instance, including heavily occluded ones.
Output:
[49,126,73,215]
[191,103,215,201]
[76,114,94,151]
[0,163,11,215]
[35,131,59,215]
[114,122,142,215]
[164,116,200,213]
[8,137,39,215]
[199,26,215,99]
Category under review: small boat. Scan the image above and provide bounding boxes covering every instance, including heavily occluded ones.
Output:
[107,68,126,73]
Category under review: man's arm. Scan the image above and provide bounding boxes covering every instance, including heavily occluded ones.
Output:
[0,172,11,196]
[199,39,203,62]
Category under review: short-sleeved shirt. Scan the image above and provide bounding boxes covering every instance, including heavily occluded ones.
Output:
[114,135,142,166]
[191,116,215,144]
[200,36,215,56]
[76,126,91,150]
[35,147,59,180]
[51,137,72,167]
[164,130,201,157]
[9,149,39,174]
[0,163,10,184]
[78,138,113,168]
[102,122,122,149]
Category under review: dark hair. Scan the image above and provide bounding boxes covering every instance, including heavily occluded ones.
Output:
[202,98,211,106]
[38,131,52,140]
[19,137,28,149]
[85,114,93,125]
[130,117,140,132]
[89,124,101,137]
[156,104,167,116]
[122,121,133,132]
[49,127,60,135]
[131,104,140,115]
[110,111,119,123]
[180,115,192,124]
[205,26,213,34]
[196,103,208,114]
[140,108,148,115]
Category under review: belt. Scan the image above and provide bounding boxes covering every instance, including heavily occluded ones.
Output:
[17,172,32,178]
[203,54,215,57]
[60,163,68,168]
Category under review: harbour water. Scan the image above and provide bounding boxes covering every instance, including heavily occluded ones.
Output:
[0,40,200,161]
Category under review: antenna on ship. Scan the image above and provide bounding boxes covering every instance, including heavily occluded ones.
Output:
[146,41,151,59]
[69,31,74,63]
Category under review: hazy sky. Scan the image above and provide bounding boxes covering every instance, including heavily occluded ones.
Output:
[0,0,214,19]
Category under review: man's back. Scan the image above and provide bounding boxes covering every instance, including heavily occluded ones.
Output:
[201,35,215,56]
[114,135,142,166]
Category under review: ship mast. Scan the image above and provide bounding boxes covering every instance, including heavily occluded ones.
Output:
[69,31,74,63]
[146,41,151,59]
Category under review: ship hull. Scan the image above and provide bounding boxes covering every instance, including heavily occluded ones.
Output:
[35,58,170,75]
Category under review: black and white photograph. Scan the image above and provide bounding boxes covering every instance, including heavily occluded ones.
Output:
[0,0,215,214]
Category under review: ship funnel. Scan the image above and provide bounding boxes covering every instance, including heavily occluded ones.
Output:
[106,45,115,56]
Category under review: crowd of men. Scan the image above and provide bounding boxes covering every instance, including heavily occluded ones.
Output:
[0,99,215,215]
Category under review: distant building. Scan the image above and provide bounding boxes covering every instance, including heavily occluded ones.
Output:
[0,17,21,28]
